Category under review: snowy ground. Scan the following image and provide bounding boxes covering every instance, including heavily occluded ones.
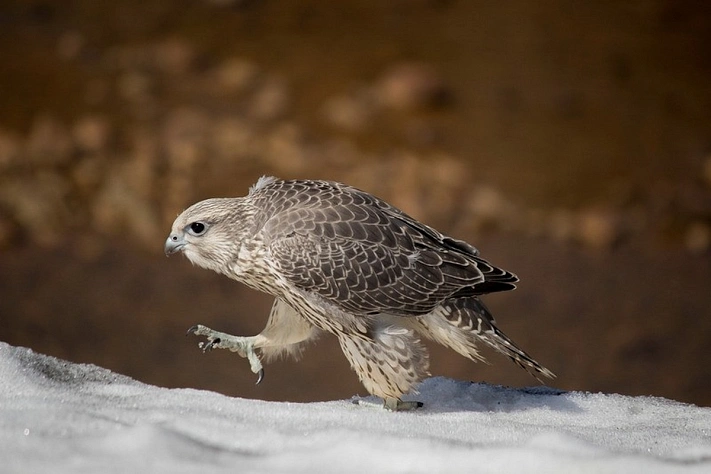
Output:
[1,342,709,473]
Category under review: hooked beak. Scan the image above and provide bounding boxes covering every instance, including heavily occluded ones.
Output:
[164,234,186,256]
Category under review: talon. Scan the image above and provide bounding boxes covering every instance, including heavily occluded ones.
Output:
[245,345,263,383]
[186,325,199,336]
[202,338,221,352]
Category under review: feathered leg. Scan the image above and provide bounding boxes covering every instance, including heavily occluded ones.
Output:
[337,322,430,410]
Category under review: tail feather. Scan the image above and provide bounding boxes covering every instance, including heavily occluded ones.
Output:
[487,325,556,381]
[415,296,555,381]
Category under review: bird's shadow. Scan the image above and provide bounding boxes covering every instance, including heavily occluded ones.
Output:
[353,377,582,414]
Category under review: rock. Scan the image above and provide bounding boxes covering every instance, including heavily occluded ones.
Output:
[214,58,260,94]
[71,234,107,262]
[211,117,257,161]
[421,154,469,220]
[56,31,84,60]
[25,115,74,166]
[249,75,290,121]
[108,40,195,75]
[467,185,515,231]
[0,214,17,249]
[376,62,450,111]
[84,79,109,106]
[162,108,210,172]
[122,129,160,203]
[321,138,363,167]
[685,221,710,254]
[105,44,147,71]
[576,208,619,249]
[322,91,375,132]
[92,173,161,248]
[401,118,440,147]
[153,38,196,75]
[71,155,106,195]
[262,122,308,174]
[0,173,71,246]
[123,152,157,202]
[203,0,246,6]
[674,184,711,217]
[117,71,153,102]
[703,156,711,188]
[89,131,162,241]
[160,108,211,217]
[389,152,424,220]
[73,116,112,153]
[525,208,548,237]
[548,208,576,242]
[0,130,21,171]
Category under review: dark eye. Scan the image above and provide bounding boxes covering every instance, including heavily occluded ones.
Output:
[189,222,206,235]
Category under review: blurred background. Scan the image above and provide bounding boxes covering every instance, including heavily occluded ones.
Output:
[1,0,710,406]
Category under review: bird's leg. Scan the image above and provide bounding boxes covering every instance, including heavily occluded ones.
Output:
[187,324,264,384]
[185,300,317,386]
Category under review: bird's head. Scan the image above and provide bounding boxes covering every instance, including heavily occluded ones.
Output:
[165,197,254,274]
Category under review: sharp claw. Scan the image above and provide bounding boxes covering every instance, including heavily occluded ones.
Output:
[201,338,220,353]
[186,325,262,383]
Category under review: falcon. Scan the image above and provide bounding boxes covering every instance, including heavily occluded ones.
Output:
[165,176,554,410]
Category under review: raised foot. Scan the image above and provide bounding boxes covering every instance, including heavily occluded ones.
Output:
[186,324,264,384]
[353,398,424,411]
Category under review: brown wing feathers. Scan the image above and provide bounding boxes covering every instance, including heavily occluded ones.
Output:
[262,180,517,316]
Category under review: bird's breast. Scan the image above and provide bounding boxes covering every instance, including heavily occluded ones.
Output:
[227,240,282,295]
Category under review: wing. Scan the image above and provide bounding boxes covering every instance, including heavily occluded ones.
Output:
[259,180,517,317]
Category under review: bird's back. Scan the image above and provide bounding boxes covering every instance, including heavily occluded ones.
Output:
[246,177,518,317]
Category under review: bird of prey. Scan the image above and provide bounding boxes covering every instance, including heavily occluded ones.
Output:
[165,176,554,410]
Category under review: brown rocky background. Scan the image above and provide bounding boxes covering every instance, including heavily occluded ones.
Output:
[1,0,710,406]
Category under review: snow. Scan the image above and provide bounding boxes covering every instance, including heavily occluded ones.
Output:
[1,342,710,473]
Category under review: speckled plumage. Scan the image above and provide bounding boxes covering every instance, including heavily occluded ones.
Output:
[165,176,554,408]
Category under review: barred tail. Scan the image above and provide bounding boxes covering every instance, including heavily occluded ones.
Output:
[415,296,555,381]
[486,324,556,381]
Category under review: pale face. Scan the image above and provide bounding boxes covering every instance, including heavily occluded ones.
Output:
[165,198,243,274]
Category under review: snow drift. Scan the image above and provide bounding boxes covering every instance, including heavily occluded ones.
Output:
[0,342,709,473]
